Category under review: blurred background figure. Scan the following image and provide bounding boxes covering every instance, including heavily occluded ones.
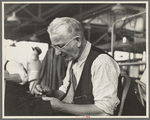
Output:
[27,46,42,93]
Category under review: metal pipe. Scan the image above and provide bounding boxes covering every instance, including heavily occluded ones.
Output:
[111,11,146,57]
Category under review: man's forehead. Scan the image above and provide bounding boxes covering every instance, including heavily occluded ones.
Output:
[50,34,66,45]
[56,25,68,33]
[50,30,73,43]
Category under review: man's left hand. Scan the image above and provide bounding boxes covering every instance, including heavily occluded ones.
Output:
[42,97,63,111]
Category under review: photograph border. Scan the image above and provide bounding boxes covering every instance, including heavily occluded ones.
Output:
[1,0,149,119]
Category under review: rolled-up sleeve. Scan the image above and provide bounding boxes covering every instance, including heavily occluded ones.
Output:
[91,54,120,115]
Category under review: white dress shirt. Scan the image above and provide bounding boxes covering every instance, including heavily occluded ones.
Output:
[59,41,120,114]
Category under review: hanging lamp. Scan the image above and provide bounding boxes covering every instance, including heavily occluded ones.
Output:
[7,12,19,21]
[111,3,126,14]
[116,37,133,51]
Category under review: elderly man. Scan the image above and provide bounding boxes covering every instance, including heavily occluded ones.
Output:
[33,17,120,116]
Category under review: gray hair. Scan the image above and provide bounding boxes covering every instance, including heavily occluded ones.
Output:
[47,17,84,37]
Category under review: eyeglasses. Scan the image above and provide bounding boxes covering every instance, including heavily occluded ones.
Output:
[51,36,79,51]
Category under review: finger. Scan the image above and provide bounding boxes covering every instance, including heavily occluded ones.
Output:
[36,85,43,93]
[43,86,50,92]
[33,87,42,95]
[42,97,52,101]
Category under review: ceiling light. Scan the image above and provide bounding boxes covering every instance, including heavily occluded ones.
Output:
[111,3,126,14]
[7,12,19,21]
[116,37,133,51]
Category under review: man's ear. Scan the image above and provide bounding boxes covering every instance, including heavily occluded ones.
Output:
[76,37,82,48]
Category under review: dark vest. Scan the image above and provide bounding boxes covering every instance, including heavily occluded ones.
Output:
[73,45,122,105]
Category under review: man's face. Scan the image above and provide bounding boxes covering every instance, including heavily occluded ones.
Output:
[50,28,81,62]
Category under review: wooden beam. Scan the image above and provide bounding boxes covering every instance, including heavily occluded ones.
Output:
[5,4,29,19]
[93,32,108,45]
[23,8,44,22]
[19,28,47,41]
[123,4,145,12]
[8,4,69,32]
[5,4,20,15]
[74,4,112,20]
[44,5,70,20]
[80,5,113,21]
[41,4,66,18]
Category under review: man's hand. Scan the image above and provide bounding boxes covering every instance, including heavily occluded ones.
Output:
[42,86,54,97]
[33,84,54,96]
[42,97,63,111]
[33,84,43,95]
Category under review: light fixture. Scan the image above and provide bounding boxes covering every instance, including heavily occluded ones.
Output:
[7,12,19,21]
[111,11,146,57]
[116,37,133,51]
[29,34,40,42]
[111,3,126,14]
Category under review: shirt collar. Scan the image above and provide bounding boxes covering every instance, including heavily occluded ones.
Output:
[76,41,91,66]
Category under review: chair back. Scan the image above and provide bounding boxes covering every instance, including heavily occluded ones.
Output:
[117,74,131,116]
[134,79,146,107]
[116,75,146,116]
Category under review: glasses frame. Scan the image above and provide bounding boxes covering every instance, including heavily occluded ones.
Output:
[51,36,79,51]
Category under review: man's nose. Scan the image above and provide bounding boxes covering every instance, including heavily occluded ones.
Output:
[55,49,61,55]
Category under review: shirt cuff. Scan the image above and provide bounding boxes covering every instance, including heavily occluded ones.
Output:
[59,85,67,94]
[94,99,120,115]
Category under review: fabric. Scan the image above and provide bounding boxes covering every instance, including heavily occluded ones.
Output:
[62,63,77,103]
[4,46,33,70]
[59,41,120,114]
[38,48,67,90]
[5,81,53,116]
[6,61,28,85]
[140,69,146,84]
[4,47,67,116]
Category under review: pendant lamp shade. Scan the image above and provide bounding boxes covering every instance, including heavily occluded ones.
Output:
[7,12,19,21]
[111,3,126,14]
[116,37,133,51]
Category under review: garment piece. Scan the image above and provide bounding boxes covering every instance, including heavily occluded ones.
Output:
[140,69,146,84]
[38,48,67,90]
[6,61,28,85]
[4,46,33,70]
[5,81,53,116]
[59,41,120,114]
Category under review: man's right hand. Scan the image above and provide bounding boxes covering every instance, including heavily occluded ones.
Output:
[33,84,54,97]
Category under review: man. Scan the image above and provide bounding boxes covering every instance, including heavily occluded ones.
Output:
[33,17,120,116]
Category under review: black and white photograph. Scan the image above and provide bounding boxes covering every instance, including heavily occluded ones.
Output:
[2,1,149,118]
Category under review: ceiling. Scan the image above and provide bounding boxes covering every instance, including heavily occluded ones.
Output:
[4,3,146,53]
